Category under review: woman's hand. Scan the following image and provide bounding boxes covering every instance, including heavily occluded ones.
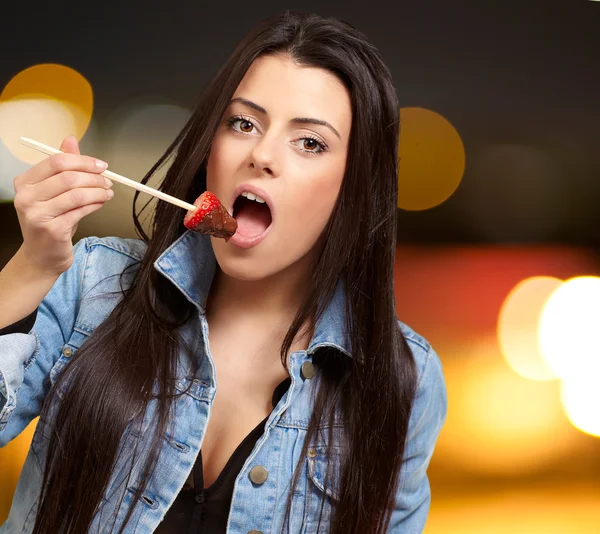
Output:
[12,135,113,276]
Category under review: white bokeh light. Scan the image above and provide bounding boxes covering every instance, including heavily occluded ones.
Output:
[561,377,600,437]
[0,64,93,164]
[497,276,562,381]
[538,276,600,380]
[0,98,77,165]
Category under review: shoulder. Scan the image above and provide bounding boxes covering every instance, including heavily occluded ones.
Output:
[73,235,148,281]
[398,320,444,390]
[69,237,148,333]
[82,235,148,262]
[388,321,448,534]
[397,319,447,437]
[74,234,149,283]
[37,236,147,310]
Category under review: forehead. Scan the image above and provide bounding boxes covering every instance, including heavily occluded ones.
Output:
[232,54,352,137]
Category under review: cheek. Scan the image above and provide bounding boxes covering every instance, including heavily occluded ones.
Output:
[206,136,236,191]
[280,169,344,246]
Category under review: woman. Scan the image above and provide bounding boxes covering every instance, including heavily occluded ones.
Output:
[0,10,446,534]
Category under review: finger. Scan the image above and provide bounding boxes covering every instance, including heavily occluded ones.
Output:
[17,152,108,187]
[58,201,105,229]
[35,171,112,201]
[44,187,113,217]
[60,135,81,155]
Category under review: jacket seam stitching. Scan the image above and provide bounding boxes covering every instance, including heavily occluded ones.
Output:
[23,331,41,371]
[415,346,432,393]
[405,335,430,354]
[275,421,344,430]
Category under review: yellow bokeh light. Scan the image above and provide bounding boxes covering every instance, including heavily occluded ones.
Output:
[434,339,577,476]
[425,486,600,534]
[538,276,600,381]
[397,107,465,211]
[561,377,600,437]
[0,64,93,163]
[0,417,37,523]
[497,276,562,381]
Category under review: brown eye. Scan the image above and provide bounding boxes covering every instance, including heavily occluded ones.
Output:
[303,139,318,151]
[240,120,254,133]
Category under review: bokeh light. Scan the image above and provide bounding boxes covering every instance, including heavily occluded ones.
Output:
[538,276,600,381]
[397,107,465,211]
[434,339,577,476]
[75,101,190,239]
[0,119,99,203]
[425,486,600,534]
[561,377,600,437]
[0,418,37,520]
[497,276,562,381]
[0,64,93,163]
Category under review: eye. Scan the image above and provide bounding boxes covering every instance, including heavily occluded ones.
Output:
[295,136,328,155]
[227,116,257,134]
[238,119,254,133]
[303,139,318,151]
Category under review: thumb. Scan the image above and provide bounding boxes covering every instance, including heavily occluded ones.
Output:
[60,135,80,155]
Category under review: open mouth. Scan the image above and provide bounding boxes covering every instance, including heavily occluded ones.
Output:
[231,191,273,244]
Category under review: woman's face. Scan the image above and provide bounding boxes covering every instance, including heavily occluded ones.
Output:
[206,54,352,282]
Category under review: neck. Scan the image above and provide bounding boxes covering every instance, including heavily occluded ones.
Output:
[205,258,314,349]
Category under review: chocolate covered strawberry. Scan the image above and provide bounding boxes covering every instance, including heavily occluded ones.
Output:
[184,191,237,240]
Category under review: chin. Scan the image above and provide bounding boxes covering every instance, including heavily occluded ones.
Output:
[211,241,279,282]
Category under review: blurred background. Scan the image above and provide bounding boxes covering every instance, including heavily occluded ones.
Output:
[1,1,599,532]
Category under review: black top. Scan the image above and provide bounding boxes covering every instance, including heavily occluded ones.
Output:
[0,310,292,533]
[156,378,290,533]
[0,308,38,335]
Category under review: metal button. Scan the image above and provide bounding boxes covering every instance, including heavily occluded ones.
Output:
[62,346,73,358]
[248,531,263,534]
[194,492,205,504]
[307,448,317,459]
[301,361,315,379]
[249,465,269,485]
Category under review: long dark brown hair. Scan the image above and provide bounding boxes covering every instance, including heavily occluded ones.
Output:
[33,10,417,534]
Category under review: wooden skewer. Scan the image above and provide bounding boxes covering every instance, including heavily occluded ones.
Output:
[19,136,197,212]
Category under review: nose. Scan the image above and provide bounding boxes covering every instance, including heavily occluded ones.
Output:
[247,134,280,177]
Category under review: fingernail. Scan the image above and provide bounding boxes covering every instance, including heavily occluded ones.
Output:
[104,178,113,188]
[107,189,114,199]
[95,159,108,170]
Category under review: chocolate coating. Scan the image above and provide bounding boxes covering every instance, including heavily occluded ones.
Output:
[191,204,237,240]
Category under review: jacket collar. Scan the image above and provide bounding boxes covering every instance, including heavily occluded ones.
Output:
[154,230,351,357]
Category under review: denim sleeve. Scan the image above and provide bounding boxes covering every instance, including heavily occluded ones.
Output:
[388,345,447,533]
[0,238,89,445]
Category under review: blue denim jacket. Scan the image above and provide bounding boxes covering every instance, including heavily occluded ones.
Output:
[0,230,447,533]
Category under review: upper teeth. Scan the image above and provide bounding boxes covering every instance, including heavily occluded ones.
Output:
[241,191,266,203]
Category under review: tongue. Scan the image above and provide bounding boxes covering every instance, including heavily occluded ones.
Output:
[235,201,271,237]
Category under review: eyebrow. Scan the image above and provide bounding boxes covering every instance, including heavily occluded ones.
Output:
[229,97,341,140]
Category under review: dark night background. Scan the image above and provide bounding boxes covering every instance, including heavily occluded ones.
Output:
[1,0,599,245]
